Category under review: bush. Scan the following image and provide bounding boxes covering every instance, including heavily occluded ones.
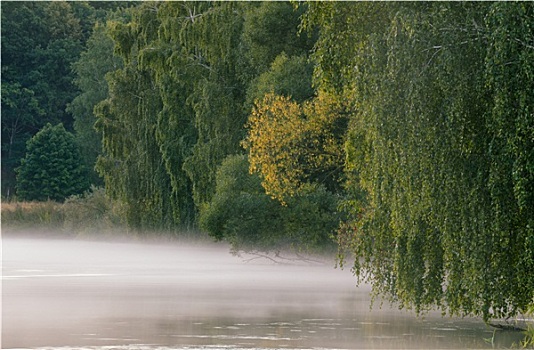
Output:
[282,184,340,252]
[62,186,123,234]
[200,154,340,254]
[199,154,283,251]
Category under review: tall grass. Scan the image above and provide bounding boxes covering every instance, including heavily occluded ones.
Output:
[1,187,123,235]
[1,200,65,230]
[2,187,206,240]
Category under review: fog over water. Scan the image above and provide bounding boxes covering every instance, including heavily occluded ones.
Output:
[2,233,523,349]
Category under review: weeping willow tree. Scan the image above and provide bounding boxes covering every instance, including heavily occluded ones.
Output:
[304,2,533,320]
[95,3,195,229]
[94,2,257,228]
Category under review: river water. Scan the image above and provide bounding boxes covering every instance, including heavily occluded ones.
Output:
[1,234,524,349]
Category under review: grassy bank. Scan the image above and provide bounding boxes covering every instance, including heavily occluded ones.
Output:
[1,187,203,240]
[2,187,118,235]
[2,200,65,230]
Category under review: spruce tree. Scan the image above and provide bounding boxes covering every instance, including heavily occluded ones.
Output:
[16,123,89,201]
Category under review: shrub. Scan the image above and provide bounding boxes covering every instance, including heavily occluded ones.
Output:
[62,186,123,234]
[199,154,284,251]
[200,154,340,254]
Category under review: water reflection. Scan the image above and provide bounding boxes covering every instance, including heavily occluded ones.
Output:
[2,235,524,349]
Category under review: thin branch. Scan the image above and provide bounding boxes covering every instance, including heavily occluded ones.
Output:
[180,4,205,23]
[487,322,526,332]
[187,55,212,71]
[514,38,534,50]
[242,252,282,264]
[239,250,327,265]
[128,91,143,100]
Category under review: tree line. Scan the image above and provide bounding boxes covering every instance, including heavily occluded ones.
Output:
[2,2,532,322]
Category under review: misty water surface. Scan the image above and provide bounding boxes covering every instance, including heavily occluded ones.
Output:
[2,234,523,349]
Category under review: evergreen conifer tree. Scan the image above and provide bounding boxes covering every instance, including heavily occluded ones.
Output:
[16,123,89,201]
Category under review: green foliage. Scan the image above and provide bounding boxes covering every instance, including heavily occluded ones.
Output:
[1,81,45,196]
[281,184,341,253]
[1,2,84,197]
[305,1,534,320]
[1,1,134,197]
[95,1,319,233]
[245,53,314,111]
[199,154,281,250]
[62,186,123,234]
[95,3,196,230]
[16,123,89,202]
[1,1,83,126]
[484,4,534,317]
[200,155,338,253]
[175,2,249,207]
[300,2,391,93]
[68,20,124,186]
[240,2,315,82]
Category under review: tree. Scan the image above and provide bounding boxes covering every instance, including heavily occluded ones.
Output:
[16,123,89,202]
[239,1,316,83]
[172,2,249,208]
[483,2,534,319]
[95,3,197,229]
[1,2,80,197]
[304,1,534,320]
[95,1,319,230]
[244,91,347,203]
[1,81,45,197]
[245,52,314,112]
[68,20,124,186]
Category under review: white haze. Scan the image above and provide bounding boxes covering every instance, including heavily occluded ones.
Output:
[1,232,520,349]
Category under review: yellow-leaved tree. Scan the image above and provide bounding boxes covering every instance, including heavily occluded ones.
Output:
[243,91,347,203]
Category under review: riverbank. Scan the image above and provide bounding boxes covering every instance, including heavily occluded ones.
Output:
[1,196,328,263]
[1,188,202,241]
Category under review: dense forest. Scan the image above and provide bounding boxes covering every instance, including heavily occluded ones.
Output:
[2,2,533,323]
